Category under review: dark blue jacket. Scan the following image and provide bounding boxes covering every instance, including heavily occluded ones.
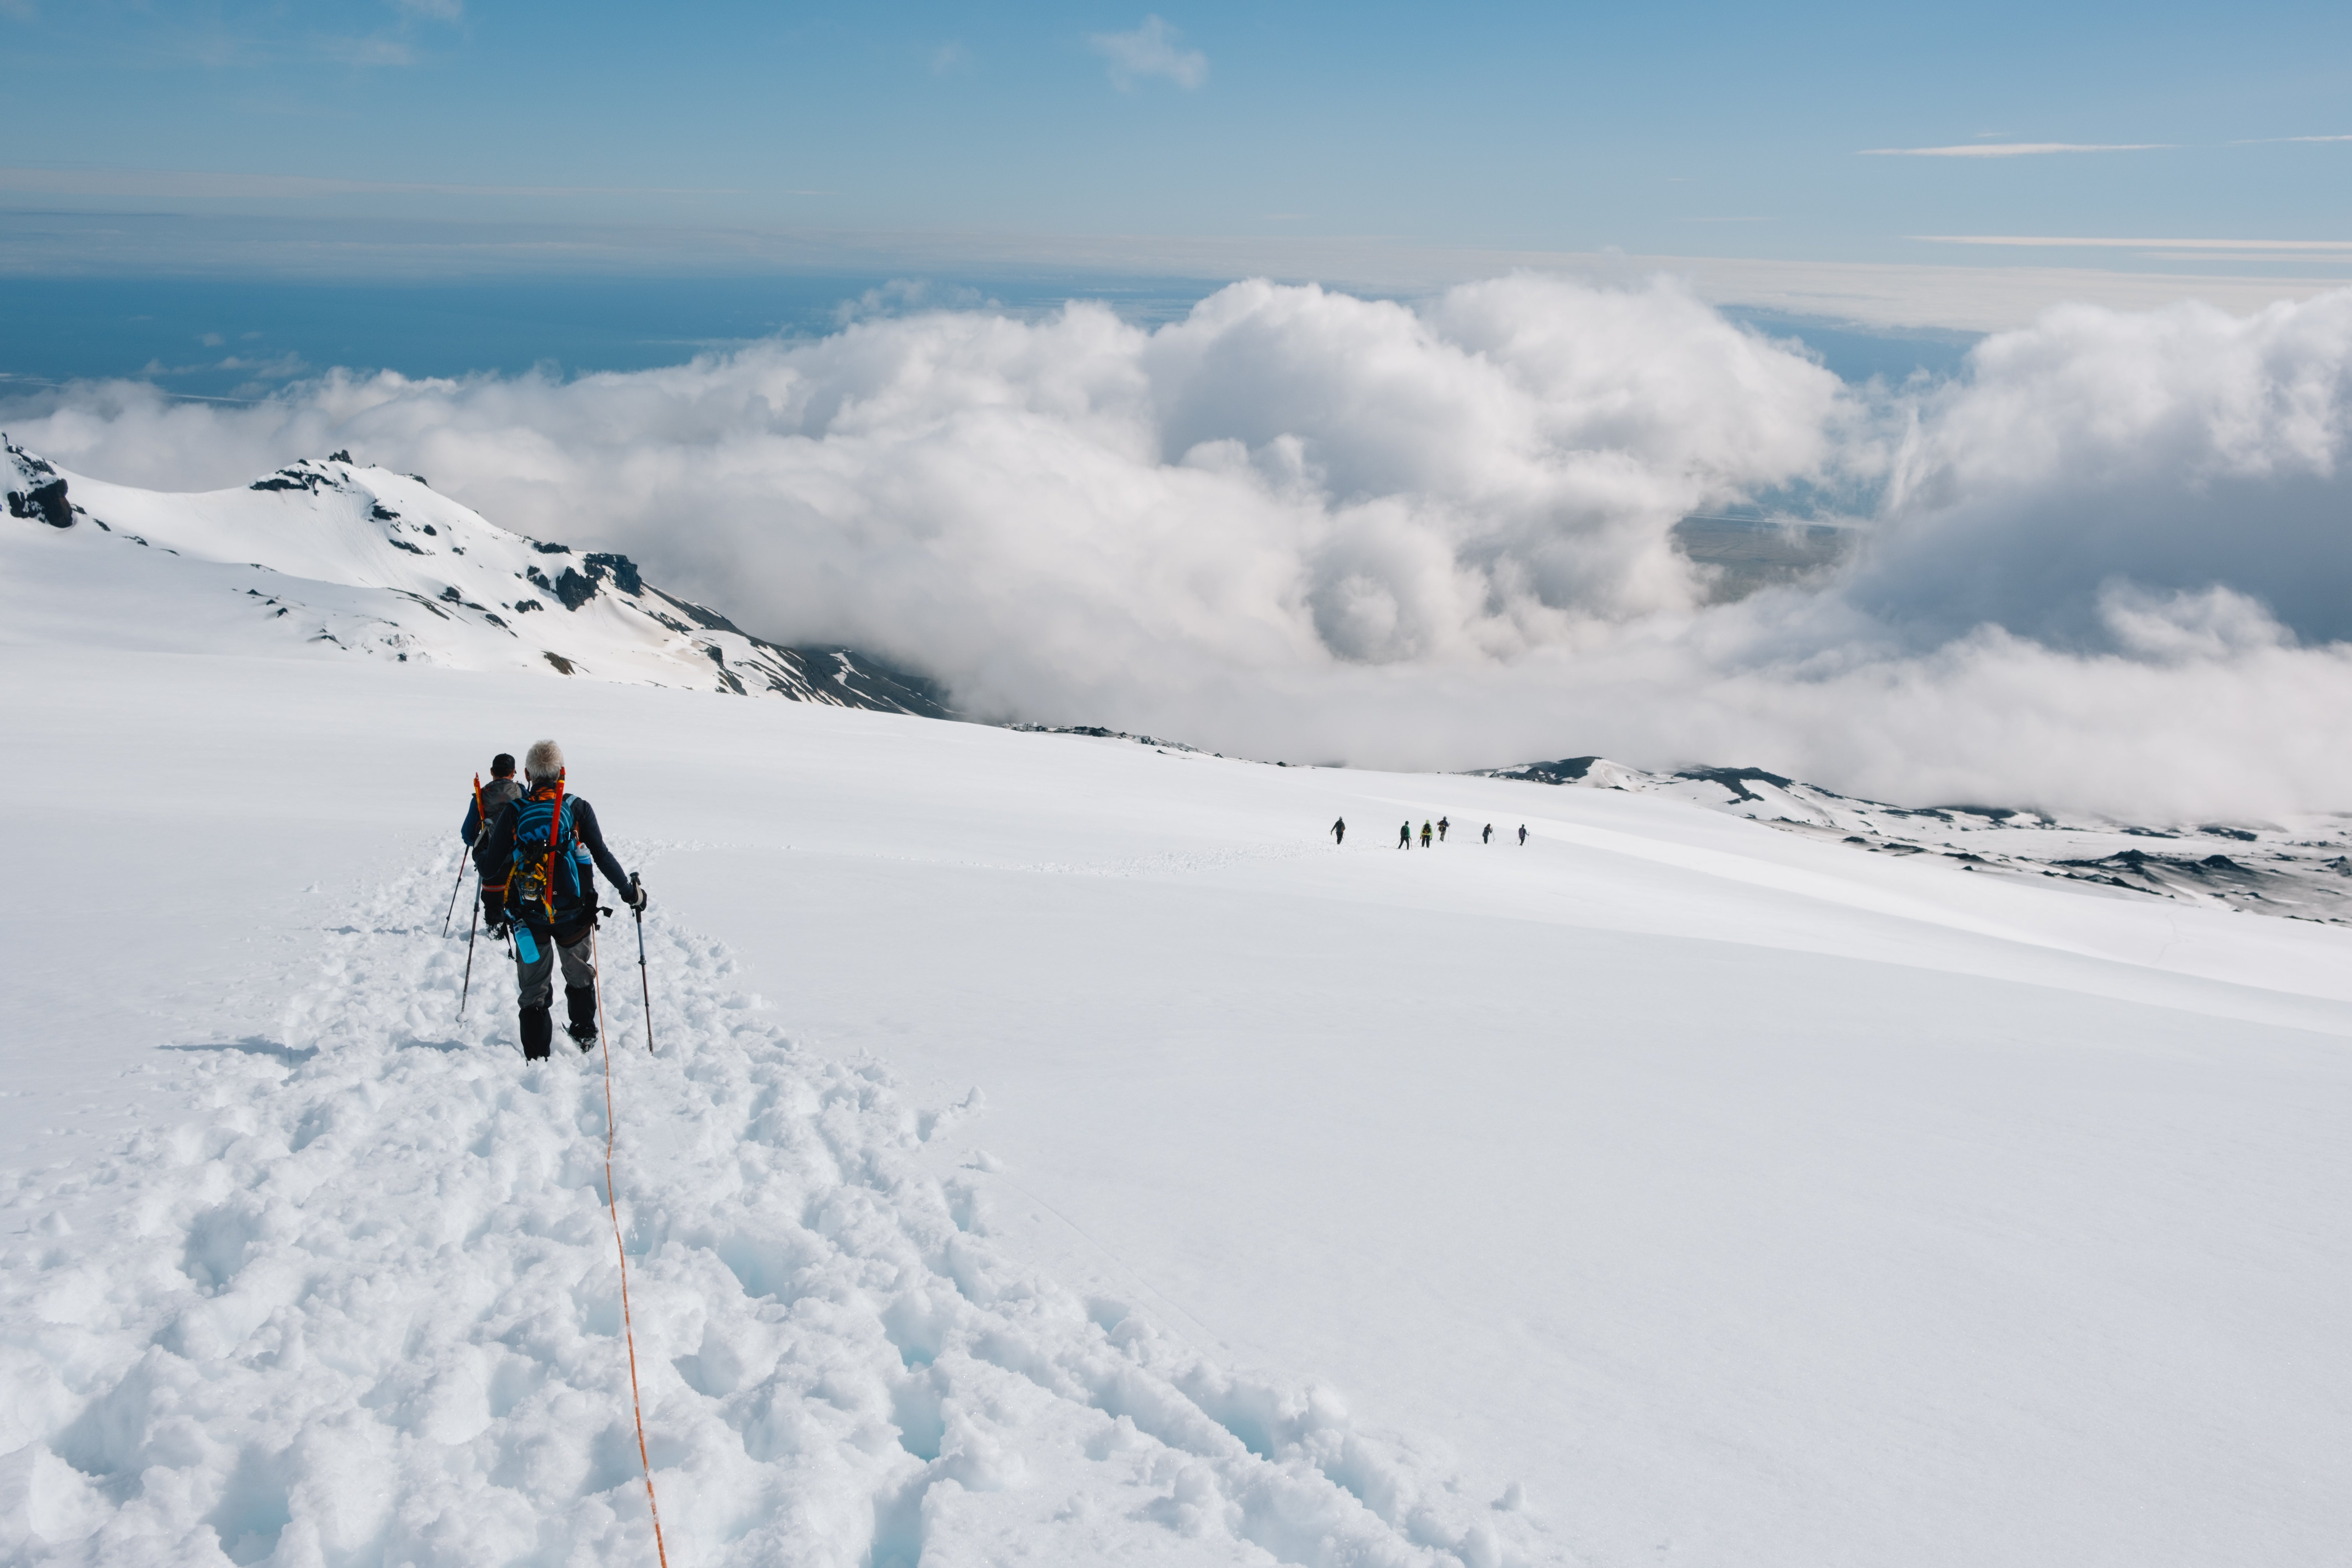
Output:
[461,777,527,875]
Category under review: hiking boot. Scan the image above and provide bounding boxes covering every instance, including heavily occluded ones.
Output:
[564,986,598,1051]
[520,1006,553,1061]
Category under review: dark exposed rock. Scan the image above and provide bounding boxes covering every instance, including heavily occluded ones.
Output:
[328,449,353,464]
[695,643,750,695]
[2198,825,2259,842]
[525,565,555,595]
[1008,722,1201,753]
[583,551,642,595]
[782,647,954,720]
[1675,765,1797,803]
[250,464,335,494]
[438,586,462,603]
[542,651,575,674]
[514,600,541,614]
[1487,756,1603,785]
[8,476,71,528]
[553,567,596,610]
[530,541,571,555]
[5,442,73,528]
[661,593,740,632]
[388,539,426,555]
[369,503,398,522]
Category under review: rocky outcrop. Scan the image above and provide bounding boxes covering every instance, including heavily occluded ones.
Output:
[1476,751,2352,923]
[5,442,72,528]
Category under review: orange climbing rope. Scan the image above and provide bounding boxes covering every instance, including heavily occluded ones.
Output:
[592,925,672,1567]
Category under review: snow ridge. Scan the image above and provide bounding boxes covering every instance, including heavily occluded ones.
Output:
[0,851,1547,1567]
[1481,754,2352,922]
[3,446,950,719]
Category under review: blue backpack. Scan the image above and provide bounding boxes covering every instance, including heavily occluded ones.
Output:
[506,789,586,920]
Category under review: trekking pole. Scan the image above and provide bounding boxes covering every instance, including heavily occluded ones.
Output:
[457,882,481,1020]
[631,874,655,1054]
[441,854,467,936]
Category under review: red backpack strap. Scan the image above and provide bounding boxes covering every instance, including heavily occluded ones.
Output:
[542,774,566,918]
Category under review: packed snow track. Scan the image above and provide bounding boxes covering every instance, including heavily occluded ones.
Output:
[0,850,1542,1568]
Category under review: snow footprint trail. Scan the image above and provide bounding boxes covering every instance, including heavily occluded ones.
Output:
[1,847,1557,1568]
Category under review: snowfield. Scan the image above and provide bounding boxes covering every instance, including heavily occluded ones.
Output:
[5,490,2352,1566]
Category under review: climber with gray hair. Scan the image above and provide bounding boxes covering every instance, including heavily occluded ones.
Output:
[478,738,647,1060]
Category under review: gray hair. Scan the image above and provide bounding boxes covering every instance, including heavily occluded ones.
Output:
[524,738,565,784]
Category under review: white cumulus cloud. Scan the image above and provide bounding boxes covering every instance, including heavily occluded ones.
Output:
[16,275,2352,821]
[1090,15,1207,90]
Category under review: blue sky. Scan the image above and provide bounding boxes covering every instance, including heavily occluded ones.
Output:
[0,0,2343,390]
[8,1,2350,260]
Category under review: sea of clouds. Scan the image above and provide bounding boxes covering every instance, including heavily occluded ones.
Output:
[14,272,2352,819]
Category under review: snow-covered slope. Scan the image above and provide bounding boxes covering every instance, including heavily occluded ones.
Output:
[1482,754,2352,922]
[3,441,947,716]
[4,534,2350,1564]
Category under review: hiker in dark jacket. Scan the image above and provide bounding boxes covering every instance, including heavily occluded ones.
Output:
[461,753,526,932]
[1437,816,1450,842]
[1398,821,1410,849]
[479,739,646,1059]
[1331,817,1346,844]
[1482,822,1493,844]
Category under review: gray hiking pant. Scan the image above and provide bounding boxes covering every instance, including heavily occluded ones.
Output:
[516,928,595,1011]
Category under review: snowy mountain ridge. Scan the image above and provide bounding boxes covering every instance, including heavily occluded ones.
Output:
[2,441,949,718]
[1479,754,2352,923]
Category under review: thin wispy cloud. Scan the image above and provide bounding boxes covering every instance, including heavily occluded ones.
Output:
[930,41,969,75]
[392,0,462,18]
[1861,142,2170,157]
[1916,234,2352,251]
[1090,15,1207,90]
[2231,134,2352,144]
[323,37,415,67]
[0,167,772,199]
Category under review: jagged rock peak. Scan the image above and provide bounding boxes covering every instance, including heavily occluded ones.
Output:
[5,438,73,529]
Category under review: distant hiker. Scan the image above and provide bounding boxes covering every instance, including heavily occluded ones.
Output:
[1420,821,1433,849]
[1331,817,1346,845]
[1517,824,1528,846]
[1398,821,1411,849]
[480,739,647,1060]
[461,753,526,932]
[1482,823,1493,844]
[1437,816,1450,842]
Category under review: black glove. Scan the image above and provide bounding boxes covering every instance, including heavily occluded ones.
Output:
[627,873,648,913]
